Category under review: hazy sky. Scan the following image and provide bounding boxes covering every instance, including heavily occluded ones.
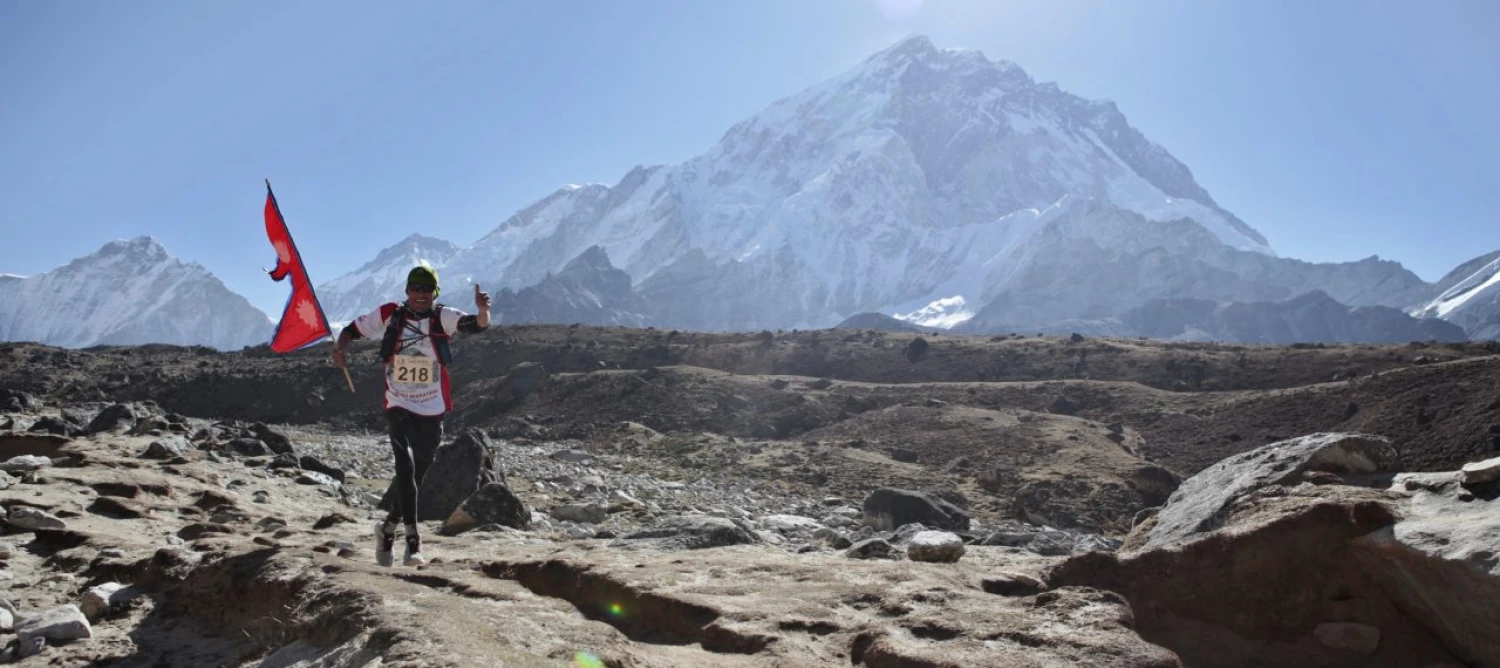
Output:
[2,0,1496,317]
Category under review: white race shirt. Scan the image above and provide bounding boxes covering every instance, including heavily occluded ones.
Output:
[351,302,469,416]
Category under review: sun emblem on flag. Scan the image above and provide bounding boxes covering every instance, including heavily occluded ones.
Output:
[295,296,321,330]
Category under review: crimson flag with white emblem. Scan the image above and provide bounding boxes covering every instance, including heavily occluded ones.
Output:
[262,181,333,352]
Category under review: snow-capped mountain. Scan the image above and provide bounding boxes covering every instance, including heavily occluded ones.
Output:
[316,234,462,322]
[1409,250,1500,339]
[357,33,1422,330]
[316,34,1438,333]
[0,237,272,350]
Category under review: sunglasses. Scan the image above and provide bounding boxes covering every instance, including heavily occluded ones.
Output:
[407,284,436,294]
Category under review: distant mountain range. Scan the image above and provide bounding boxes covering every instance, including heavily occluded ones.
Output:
[6,35,1496,349]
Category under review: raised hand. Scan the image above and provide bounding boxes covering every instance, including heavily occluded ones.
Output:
[474,283,491,311]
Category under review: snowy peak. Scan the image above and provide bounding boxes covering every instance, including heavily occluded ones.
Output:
[317,233,462,322]
[89,236,171,265]
[1409,249,1500,339]
[0,237,271,350]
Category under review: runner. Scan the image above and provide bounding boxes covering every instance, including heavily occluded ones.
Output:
[330,264,490,566]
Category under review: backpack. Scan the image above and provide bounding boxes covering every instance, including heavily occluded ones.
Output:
[378,303,452,365]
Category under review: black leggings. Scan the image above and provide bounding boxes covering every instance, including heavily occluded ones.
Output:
[385,408,443,527]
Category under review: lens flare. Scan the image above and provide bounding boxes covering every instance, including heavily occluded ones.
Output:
[573,651,605,668]
[607,602,625,618]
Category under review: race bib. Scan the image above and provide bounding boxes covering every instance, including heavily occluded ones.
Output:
[391,355,437,386]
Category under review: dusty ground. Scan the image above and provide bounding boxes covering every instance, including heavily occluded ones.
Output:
[1,427,1175,667]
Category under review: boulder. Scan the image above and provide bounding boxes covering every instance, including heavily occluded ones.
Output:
[17,605,91,657]
[498,362,549,404]
[250,423,295,455]
[845,538,899,560]
[1460,456,1500,486]
[1049,433,1489,668]
[0,454,51,472]
[1350,471,1500,668]
[861,488,970,532]
[80,583,134,622]
[393,429,506,522]
[228,438,271,457]
[299,455,346,483]
[443,483,531,534]
[6,506,66,531]
[140,437,190,460]
[1144,432,1398,550]
[906,531,965,563]
[87,403,142,434]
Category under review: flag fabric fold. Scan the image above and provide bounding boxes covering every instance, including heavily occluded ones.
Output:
[263,181,333,352]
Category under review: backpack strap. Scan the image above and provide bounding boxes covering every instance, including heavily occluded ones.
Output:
[379,303,452,366]
[430,304,452,365]
[378,304,408,362]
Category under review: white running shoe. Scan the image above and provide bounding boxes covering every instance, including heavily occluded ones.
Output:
[403,531,427,567]
[374,522,397,567]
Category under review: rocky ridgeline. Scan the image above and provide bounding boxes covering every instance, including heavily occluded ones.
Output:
[2,391,1498,666]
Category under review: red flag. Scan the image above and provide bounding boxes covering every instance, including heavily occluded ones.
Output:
[263,181,333,352]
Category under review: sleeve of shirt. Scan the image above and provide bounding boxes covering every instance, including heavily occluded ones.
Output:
[441,306,469,335]
[350,303,394,340]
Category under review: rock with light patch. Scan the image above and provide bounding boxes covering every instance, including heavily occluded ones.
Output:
[17,605,91,657]
[1460,456,1500,486]
[906,530,966,563]
[0,454,51,472]
[7,506,66,531]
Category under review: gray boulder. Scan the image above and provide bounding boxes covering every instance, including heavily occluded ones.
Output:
[1145,432,1398,550]
[845,538,899,560]
[17,605,91,657]
[7,506,66,531]
[443,483,531,534]
[86,403,146,434]
[140,437,190,460]
[862,488,970,531]
[409,429,506,522]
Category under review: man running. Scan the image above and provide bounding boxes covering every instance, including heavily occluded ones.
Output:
[330,264,490,567]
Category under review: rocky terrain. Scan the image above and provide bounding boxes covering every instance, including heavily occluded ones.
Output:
[2,326,1499,666]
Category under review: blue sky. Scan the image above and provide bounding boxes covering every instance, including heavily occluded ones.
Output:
[2,0,1496,318]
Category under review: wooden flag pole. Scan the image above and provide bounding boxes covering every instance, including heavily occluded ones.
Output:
[341,366,355,393]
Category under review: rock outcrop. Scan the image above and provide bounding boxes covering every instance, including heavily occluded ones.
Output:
[1049,432,1500,668]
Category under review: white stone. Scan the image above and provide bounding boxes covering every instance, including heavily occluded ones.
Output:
[762,514,821,533]
[80,583,128,622]
[907,531,966,563]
